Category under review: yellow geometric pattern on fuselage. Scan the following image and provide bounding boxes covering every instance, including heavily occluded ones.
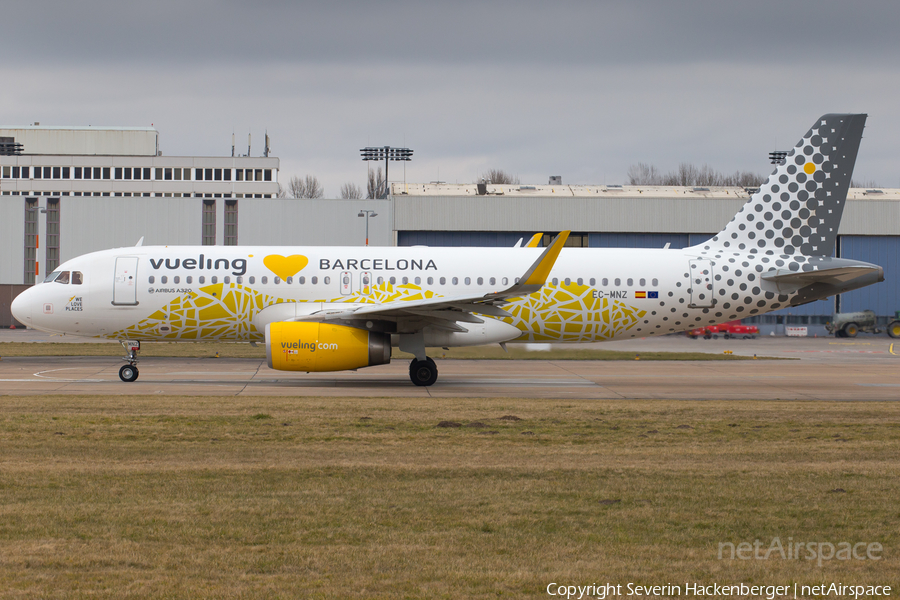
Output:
[111,281,646,342]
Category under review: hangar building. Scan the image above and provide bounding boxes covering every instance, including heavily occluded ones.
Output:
[2,126,898,333]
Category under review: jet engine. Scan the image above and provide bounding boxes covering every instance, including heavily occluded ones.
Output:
[265,321,391,372]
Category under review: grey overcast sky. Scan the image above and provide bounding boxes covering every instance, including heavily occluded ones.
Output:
[2,0,898,192]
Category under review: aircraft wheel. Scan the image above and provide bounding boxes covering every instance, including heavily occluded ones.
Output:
[409,358,438,386]
[119,364,139,382]
[843,322,859,338]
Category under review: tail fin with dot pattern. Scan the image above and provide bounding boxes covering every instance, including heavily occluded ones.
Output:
[699,113,866,257]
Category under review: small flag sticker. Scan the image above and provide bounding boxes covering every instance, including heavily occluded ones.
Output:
[635,291,647,298]
[648,291,659,298]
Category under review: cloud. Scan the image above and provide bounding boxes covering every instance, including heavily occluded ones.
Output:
[2,1,898,191]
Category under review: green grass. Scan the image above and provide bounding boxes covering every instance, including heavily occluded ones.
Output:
[0,395,896,598]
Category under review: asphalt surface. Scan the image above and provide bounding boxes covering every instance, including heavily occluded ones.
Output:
[1,329,898,400]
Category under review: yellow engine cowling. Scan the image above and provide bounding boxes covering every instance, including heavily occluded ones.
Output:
[265,322,391,372]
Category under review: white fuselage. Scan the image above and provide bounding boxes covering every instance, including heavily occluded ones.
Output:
[12,243,793,344]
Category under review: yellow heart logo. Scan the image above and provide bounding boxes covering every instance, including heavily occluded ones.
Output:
[263,254,309,280]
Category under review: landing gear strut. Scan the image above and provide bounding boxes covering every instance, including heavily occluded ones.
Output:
[409,357,438,386]
[119,340,140,382]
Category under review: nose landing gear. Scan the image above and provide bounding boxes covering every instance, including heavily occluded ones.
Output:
[119,340,140,382]
[409,357,438,386]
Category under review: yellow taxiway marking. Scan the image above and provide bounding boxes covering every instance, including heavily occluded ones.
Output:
[891,343,896,356]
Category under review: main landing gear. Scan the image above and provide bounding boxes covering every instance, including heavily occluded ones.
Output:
[409,357,438,386]
[119,340,140,382]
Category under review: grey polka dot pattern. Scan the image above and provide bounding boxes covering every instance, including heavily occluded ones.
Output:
[702,114,866,258]
[627,114,870,337]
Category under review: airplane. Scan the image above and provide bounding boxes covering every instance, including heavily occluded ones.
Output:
[11,113,883,386]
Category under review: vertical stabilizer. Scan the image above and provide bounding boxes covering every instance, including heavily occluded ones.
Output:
[699,113,866,256]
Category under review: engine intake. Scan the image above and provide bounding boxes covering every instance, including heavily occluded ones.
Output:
[265,322,391,372]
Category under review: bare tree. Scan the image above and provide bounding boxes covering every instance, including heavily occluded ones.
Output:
[851,178,880,188]
[627,162,663,185]
[288,175,324,199]
[626,163,765,187]
[340,182,363,199]
[481,169,520,185]
[367,167,384,199]
[276,183,287,198]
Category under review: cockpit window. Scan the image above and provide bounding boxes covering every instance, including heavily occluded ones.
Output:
[55,271,71,284]
[72,271,83,285]
[44,270,62,283]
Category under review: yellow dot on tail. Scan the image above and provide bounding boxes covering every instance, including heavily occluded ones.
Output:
[804,162,816,174]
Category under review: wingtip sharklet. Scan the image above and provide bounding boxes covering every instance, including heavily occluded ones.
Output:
[522,230,569,285]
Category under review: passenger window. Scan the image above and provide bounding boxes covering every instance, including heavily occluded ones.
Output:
[187,276,193,284]
[615,278,621,286]
[199,276,205,284]
[401,277,408,285]
[415,276,421,285]
[652,278,659,286]
[564,278,571,285]
[248,276,255,284]
[489,277,495,286]
[149,275,155,284]
[72,272,83,285]
[274,277,281,284]
[590,278,596,286]
[389,276,396,285]
[477,277,483,285]
[236,277,242,284]
[299,276,305,284]
[286,276,292,284]
[627,278,633,286]
[224,276,231,284]
[602,278,608,286]
[577,278,583,286]
[639,278,646,286]
[464,277,471,285]
[427,277,433,285]
[377,276,384,285]
[174,276,180,284]
[551,278,558,285]
[161,276,167,284]
[502,277,508,285]
[452,277,458,285]
[440,277,446,285]
[211,276,218,284]
[324,276,331,285]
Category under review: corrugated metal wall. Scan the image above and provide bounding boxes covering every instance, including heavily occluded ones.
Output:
[839,236,900,317]
[588,233,690,248]
[398,231,537,247]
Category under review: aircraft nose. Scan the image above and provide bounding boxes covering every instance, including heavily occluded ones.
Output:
[10,287,33,326]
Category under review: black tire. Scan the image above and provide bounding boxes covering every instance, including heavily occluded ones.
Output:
[712,334,719,340]
[888,321,900,339]
[409,358,438,386]
[723,334,731,340]
[843,322,859,338]
[119,364,139,382]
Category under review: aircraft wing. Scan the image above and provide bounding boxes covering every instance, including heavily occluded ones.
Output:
[294,231,570,331]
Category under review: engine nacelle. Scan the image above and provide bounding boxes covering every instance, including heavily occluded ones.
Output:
[265,322,391,372]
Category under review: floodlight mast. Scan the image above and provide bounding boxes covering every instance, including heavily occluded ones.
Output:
[360,146,413,198]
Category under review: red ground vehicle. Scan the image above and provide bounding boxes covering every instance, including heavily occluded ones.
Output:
[687,320,759,340]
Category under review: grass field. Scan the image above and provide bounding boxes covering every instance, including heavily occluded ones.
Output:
[0,341,765,361]
[0,395,896,598]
